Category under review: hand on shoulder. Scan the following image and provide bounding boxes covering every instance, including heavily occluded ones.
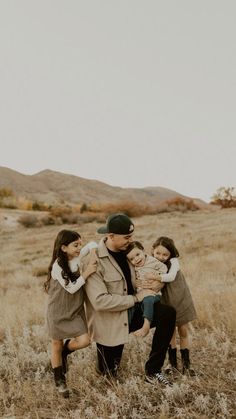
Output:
[81,248,98,280]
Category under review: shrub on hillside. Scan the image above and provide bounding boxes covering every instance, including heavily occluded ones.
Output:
[0,201,17,209]
[48,207,80,224]
[0,195,18,209]
[32,201,49,211]
[77,213,105,224]
[17,198,33,211]
[80,203,90,213]
[100,200,153,218]
[49,206,72,218]
[0,188,13,198]
[40,208,104,226]
[211,186,236,208]
[163,197,200,212]
[86,203,103,213]
[40,215,57,226]
[18,214,38,228]
[86,198,200,218]
[60,213,79,224]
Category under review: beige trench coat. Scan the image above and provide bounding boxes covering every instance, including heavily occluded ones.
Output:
[83,238,136,346]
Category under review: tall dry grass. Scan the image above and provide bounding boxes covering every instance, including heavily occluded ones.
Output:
[0,208,236,418]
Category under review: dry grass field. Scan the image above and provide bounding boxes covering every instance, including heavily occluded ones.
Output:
[0,208,236,418]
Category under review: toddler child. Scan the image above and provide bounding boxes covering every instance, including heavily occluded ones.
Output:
[125,241,167,337]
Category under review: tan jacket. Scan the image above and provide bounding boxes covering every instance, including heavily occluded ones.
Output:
[83,238,136,346]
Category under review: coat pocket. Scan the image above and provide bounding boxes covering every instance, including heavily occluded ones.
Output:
[103,273,123,294]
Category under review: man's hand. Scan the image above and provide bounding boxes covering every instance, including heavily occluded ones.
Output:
[137,273,165,294]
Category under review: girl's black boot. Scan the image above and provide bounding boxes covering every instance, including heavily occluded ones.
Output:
[62,339,74,374]
[53,366,69,398]
[169,346,178,369]
[180,348,195,376]
[165,346,178,374]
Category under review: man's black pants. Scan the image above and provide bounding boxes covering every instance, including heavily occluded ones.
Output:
[96,301,176,376]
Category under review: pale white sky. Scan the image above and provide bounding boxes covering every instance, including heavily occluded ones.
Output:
[1,1,235,202]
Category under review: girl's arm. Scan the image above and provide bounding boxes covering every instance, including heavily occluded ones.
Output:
[159,258,180,283]
[51,261,85,294]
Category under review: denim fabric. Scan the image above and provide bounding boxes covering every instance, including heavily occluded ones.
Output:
[142,295,161,322]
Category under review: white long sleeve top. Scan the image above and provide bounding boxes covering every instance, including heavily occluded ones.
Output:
[51,241,98,294]
[160,258,180,283]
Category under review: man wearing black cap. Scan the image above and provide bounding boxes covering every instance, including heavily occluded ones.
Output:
[83,213,176,385]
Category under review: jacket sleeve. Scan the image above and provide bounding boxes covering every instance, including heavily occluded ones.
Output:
[51,261,85,294]
[84,268,135,312]
[160,258,180,283]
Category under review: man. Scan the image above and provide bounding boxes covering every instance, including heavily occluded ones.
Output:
[84,213,176,385]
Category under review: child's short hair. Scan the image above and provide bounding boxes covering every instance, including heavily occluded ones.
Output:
[152,236,179,258]
[125,240,144,255]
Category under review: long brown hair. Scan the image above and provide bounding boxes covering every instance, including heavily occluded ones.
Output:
[44,230,81,293]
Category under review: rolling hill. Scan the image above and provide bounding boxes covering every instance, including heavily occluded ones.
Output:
[0,166,202,206]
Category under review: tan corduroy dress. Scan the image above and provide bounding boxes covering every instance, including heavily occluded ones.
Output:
[161,270,197,327]
[46,262,87,340]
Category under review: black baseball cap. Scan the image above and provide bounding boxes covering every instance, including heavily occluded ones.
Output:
[97,213,134,235]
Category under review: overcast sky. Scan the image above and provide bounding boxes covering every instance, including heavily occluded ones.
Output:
[1,1,235,202]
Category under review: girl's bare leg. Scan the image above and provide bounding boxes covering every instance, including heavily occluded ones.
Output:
[61,333,91,374]
[178,324,189,349]
[67,333,91,351]
[51,339,63,368]
[170,327,177,348]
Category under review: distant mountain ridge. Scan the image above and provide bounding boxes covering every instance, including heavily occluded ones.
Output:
[0,166,201,206]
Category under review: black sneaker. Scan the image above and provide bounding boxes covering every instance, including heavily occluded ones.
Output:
[146,372,173,386]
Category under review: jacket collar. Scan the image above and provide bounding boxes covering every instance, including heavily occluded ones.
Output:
[98,237,110,258]
[97,237,136,279]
